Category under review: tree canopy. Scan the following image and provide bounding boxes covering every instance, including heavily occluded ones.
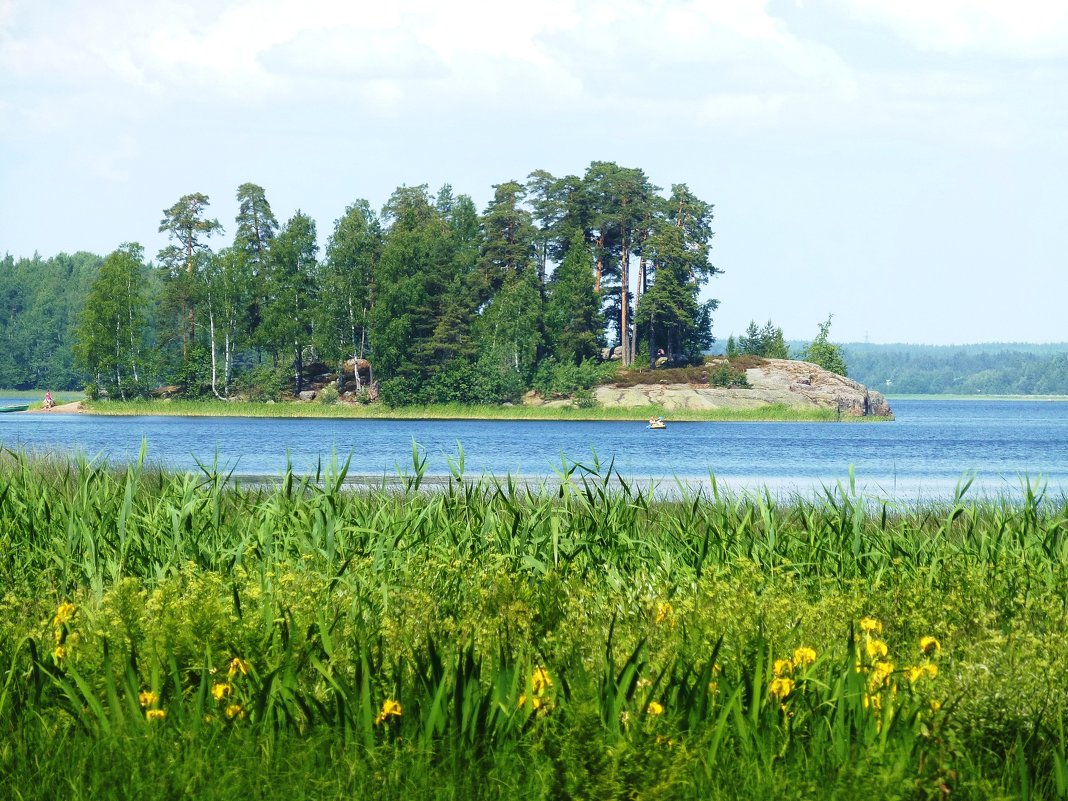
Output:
[2,161,726,403]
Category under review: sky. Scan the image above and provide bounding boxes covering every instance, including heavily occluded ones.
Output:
[1,0,1066,346]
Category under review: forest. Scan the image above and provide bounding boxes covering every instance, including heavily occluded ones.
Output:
[0,162,720,404]
[841,343,1068,395]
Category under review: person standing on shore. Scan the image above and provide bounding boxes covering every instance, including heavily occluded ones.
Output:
[44,391,53,409]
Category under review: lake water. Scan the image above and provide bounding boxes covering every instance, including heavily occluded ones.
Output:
[1,399,1066,502]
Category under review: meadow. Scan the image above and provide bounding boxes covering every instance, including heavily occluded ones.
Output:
[1,448,1066,799]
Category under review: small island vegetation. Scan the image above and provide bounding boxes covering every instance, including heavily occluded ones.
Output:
[1,163,875,419]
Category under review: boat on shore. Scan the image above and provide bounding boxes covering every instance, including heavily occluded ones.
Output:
[0,404,29,413]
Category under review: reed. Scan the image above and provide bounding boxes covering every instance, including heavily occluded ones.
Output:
[81,398,852,422]
[0,449,1065,799]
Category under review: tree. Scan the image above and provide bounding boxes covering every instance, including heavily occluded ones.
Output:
[260,212,319,394]
[635,185,719,365]
[544,232,603,364]
[479,180,538,298]
[233,182,279,348]
[582,162,656,366]
[474,258,543,394]
[371,185,483,400]
[202,247,251,398]
[73,244,150,399]
[157,193,223,361]
[738,320,789,359]
[802,315,848,376]
[317,200,381,390]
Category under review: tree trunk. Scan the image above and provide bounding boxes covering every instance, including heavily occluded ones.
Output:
[209,306,222,400]
[620,240,630,367]
[594,231,605,293]
[293,344,303,395]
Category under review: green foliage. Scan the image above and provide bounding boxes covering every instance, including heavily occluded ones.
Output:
[74,244,152,400]
[725,335,738,359]
[845,344,1068,395]
[0,251,101,390]
[232,363,292,401]
[801,315,848,376]
[709,364,750,387]
[531,357,617,398]
[316,384,339,405]
[738,320,789,359]
[544,233,603,364]
[0,455,1066,798]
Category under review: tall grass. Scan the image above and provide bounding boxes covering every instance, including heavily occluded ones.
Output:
[0,448,1065,799]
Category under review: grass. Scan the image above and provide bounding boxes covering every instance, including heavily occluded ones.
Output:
[0,449,1066,798]
[79,398,865,423]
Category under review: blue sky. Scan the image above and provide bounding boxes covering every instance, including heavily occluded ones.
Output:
[2,0,1066,345]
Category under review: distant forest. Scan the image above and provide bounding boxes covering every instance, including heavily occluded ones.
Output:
[842,343,1068,395]
[1,163,720,403]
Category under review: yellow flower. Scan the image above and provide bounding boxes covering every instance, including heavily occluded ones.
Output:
[773,658,793,677]
[863,693,882,711]
[646,700,664,716]
[929,699,942,712]
[518,693,544,710]
[228,657,250,678]
[768,677,794,700]
[211,682,232,701]
[52,602,77,629]
[919,636,941,655]
[655,602,673,625]
[865,639,889,659]
[868,661,894,691]
[374,698,403,725]
[52,645,67,662]
[224,704,246,720]
[531,667,552,694]
[906,662,937,684]
[145,709,167,721]
[792,646,817,669]
[860,617,882,634]
[139,690,159,708]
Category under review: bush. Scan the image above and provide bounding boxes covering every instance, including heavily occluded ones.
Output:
[317,384,339,405]
[710,365,750,388]
[233,364,292,402]
[532,358,617,398]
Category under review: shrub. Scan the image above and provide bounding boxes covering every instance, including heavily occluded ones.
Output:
[233,364,292,402]
[317,385,339,405]
[532,358,618,398]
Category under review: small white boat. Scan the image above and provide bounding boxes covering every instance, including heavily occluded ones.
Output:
[647,418,667,430]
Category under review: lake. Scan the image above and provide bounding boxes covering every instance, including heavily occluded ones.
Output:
[1,399,1066,502]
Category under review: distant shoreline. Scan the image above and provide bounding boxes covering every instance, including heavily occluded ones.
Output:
[887,394,1068,401]
[19,398,857,423]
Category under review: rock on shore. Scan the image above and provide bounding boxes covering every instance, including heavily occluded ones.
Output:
[587,359,893,417]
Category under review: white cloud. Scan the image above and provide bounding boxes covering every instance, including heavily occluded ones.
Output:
[834,0,1068,57]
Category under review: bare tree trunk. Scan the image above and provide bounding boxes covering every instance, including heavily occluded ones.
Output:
[209,306,223,400]
[594,232,605,293]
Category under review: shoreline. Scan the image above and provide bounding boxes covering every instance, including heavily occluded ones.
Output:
[20,398,869,423]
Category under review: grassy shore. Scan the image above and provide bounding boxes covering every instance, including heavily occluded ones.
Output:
[0,452,1065,799]
[79,397,864,422]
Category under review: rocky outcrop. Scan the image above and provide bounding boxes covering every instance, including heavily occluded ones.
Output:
[583,359,892,417]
